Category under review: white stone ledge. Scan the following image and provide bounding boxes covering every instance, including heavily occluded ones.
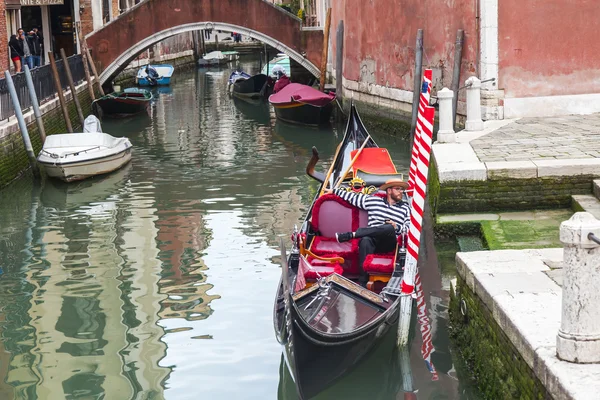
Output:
[433,143,487,183]
[505,93,600,119]
[486,160,538,179]
[534,158,600,177]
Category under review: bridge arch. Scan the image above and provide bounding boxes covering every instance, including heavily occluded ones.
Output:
[98,22,320,85]
[85,0,324,85]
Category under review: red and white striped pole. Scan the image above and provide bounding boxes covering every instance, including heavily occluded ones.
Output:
[407,69,432,192]
[398,98,435,346]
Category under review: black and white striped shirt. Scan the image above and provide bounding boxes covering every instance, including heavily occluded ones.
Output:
[333,189,411,236]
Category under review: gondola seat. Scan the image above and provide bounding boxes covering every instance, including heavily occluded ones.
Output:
[363,233,407,290]
[309,194,368,274]
[304,257,344,280]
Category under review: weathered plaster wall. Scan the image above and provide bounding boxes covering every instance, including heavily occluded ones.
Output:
[330,0,478,97]
[499,0,600,98]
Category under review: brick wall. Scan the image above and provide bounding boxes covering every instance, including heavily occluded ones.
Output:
[112,0,120,18]
[80,0,94,37]
[0,1,8,77]
[449,277,549,400]
[0,85,97,188]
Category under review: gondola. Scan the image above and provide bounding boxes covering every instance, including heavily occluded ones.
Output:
[230,72,270,100]
[92,88,153,117]
[268,83,335,126]
[273,105,409,399]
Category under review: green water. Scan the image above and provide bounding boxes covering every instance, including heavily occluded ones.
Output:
[0,59,476,399]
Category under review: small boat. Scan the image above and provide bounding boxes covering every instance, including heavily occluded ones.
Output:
[197,50,239,66]
[273,105,410,399]
[37,115,132,182]
[268,83,336,126]
[93,88,153,117]
[230,71,270,100]
[136,64,174,86]
[262,53,291,78]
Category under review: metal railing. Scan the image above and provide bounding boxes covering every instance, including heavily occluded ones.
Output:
[0,54,86,121]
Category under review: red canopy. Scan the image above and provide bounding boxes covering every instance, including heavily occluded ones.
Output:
[269,83,336,107]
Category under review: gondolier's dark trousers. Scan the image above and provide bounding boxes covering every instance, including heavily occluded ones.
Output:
[355,224,397,285]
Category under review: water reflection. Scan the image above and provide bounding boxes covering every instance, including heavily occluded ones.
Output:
[0,60,475,399]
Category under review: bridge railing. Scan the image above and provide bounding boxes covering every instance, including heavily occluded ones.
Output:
[0,54,86,122]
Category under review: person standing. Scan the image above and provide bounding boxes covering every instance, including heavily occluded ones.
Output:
[323,178,411,287]
[8,34,23,72]
[28,28,43,67]
[18,28,33,70]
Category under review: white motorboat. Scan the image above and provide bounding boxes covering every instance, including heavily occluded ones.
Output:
[37,116,133,182]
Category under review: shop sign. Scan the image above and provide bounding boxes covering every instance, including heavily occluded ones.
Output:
[20,0,64,5]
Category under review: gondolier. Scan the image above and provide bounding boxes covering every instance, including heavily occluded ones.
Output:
[324,177,410,286]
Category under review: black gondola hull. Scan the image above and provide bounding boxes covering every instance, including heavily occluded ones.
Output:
[232,74,269,99]
[285,298,399,399]
[272,102,333,126]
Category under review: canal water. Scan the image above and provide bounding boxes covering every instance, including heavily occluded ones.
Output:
[0,58,478,399]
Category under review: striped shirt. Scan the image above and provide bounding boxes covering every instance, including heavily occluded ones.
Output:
[333,189,410,236]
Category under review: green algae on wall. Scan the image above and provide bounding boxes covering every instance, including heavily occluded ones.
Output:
[429,154,594,214]
[0,86,96,188]
[449,277,549,400]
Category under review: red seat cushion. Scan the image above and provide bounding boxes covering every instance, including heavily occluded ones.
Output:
[304,263,344,280]
[363,253,395,274]
[311,236,358,256]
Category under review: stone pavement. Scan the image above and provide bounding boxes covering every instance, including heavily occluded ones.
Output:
[433,113,600,183]
[470,114,600,162]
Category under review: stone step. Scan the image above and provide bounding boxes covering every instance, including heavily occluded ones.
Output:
[572,194,600,220]
[594,179,600,200]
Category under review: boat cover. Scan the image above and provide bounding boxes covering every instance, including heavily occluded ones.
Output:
[203,51,225,60]
[228,70,251,84]
[83,115,103,133]
[269,83,335,107]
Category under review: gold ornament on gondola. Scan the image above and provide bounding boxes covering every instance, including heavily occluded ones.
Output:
[344,177,377,195]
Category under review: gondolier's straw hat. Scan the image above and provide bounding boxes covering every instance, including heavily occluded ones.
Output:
[380,178,409,191]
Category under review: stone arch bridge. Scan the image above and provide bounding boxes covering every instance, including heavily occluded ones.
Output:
[85,0,325,85]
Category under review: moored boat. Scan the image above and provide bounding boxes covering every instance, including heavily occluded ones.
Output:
[37,116,133,182]
[269,83,335,126]
[273,105,410,399]
[93,88,153,117]
[231,72,270,99]
[198,50,239,66]
[136,64,174,86]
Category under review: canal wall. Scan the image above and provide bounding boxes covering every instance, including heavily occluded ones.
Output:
[427,156,595,215]
[450,246,600,400]
[449,275,549,399]
[0,82,96,188]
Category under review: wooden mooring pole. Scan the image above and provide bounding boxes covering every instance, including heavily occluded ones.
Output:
[48,51,73,133]
[451,29,464,131]
[75,21,95,101]
[60,48,85,127]
[319,8,332,92]
[409,29,424,148]
[335,20,344,116]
